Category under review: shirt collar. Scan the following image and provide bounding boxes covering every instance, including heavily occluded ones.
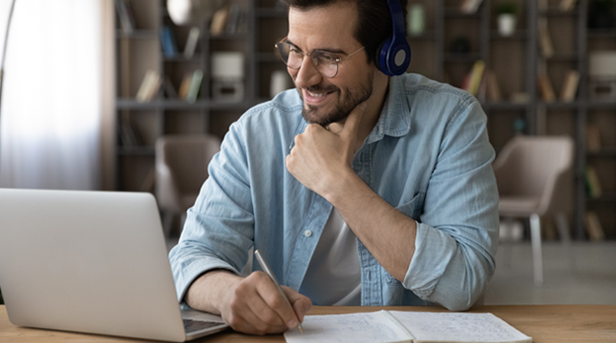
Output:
[365,76,412,145]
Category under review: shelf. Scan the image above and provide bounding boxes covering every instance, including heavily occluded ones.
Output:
[490,31,528,40]
[540,101,581,110]
[588,99,616,109]
[587,148,616,157]
[586,193,616,202]
[587,29,616,38]
[482,102,529,111]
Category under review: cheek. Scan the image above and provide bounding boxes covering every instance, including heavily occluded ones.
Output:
[288,67,298,81]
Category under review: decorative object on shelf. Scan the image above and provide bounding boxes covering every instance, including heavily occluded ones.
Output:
[461,60,485,96]
[211,52,244,102]
[186,69,204,103]
[270,70,291,99]
[537,62,555,102]
[407,4,425,37]
[496,2,518,37]
[183,27,200,59]
[589,51,616,99]
[559,0,578,12]
[167,0,225,26]
[449,36,471,54]
[460,0,484,14]
[161,25,179,57]
[588,0,615,29]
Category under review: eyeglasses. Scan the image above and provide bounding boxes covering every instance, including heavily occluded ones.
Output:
[274,40,365,78]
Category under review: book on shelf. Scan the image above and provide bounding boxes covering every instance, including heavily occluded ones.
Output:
[186,69,204,103]
[460,0,484,14]
[163,76,178,98]
[559,0,577,12]
[178,73,193,100]
[136,70,161,102]
[462,60,486,97]
[537,70,556,102]
[585,212,605,241]
[114,0,136,34]
[585,166,603,199]
[586,123,602,152]
[284,310,531,343]
[183,27,201,59]
[210,6,230,36]
[538,18,554,58]
[119,115,143,147]
[161,25,178,57]
[560,70,580,102]
[485,69,502,102]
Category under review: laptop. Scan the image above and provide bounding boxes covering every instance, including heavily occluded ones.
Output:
[0,188,229,342]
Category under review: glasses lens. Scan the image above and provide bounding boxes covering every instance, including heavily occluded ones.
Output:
[277,42,302,69]
[313,52,338,78]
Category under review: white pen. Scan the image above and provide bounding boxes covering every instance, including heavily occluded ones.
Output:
[254,249,304,333]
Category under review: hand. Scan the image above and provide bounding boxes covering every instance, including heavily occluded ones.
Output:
[286,102,367,198]
[218,271,312,335]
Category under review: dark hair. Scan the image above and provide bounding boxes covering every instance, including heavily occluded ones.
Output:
[280,0,408,64]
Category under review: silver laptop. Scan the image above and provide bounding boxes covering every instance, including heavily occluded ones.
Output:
[0,188,228,342]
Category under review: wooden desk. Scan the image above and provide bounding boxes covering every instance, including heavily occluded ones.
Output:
[1,305,615,342]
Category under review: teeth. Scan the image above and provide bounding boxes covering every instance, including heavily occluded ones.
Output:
[308,91,326,97]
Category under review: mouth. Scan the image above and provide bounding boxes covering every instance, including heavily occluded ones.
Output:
[303,88,337,106]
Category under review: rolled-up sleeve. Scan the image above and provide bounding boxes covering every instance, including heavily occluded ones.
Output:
[403,100,499,311]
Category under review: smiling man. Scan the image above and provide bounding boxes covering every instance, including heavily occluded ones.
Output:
[169,0,499,336]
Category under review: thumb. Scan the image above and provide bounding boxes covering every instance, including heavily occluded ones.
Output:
[341,101,368,141]
[283,286,312,322]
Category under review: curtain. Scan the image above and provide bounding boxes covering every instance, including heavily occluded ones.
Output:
[0,0,108,190]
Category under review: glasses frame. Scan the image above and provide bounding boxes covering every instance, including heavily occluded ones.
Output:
[274,38,365,78]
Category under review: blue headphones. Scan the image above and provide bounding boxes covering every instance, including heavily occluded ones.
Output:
[376,0,411,76]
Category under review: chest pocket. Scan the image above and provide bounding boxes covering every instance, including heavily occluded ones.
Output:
[394,192,424,221]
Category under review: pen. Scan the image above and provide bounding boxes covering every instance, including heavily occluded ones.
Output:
[254,249,304,333]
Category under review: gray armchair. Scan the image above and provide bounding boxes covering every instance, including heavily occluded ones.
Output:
[493,135,575,286]
[155,134,221,236]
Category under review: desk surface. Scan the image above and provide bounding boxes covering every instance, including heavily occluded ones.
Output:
[1,304,615,342]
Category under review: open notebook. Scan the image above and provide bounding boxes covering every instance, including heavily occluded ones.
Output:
[284,311,532,343]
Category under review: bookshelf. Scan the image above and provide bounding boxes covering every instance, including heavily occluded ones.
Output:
[114,0,616,239]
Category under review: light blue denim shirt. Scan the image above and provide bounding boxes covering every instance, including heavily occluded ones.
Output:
[169,73,499,311]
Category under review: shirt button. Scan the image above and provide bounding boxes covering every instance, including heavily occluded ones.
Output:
[304,230,312,237]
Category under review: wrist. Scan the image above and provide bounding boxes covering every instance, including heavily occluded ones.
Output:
[186,270,240,314]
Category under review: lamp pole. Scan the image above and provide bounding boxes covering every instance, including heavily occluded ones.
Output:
[0,0,17,153]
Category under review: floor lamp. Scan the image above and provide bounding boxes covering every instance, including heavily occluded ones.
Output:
[0,0,17,166]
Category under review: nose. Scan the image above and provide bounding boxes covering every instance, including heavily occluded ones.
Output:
[292,55,323,89]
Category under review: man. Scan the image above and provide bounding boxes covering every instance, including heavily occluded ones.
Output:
[169,0,499,336]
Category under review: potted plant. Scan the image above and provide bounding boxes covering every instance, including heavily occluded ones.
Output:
[496,2,518,37]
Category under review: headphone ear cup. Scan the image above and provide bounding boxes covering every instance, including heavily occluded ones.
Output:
[376,38,394,76]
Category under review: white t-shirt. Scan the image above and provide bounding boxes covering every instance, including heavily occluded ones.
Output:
[299,209,361,305]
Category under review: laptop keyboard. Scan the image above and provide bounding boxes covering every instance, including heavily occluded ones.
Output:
[183,319,225,333]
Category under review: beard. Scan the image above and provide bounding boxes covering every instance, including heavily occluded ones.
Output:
[298,69,374,127]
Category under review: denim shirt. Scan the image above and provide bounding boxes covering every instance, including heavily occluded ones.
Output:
[169,73,499,311]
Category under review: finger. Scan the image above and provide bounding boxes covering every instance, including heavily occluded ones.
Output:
[242,298,288,334]
[283,286,312,322]
[256,279,301,329]
[340,101,368,141]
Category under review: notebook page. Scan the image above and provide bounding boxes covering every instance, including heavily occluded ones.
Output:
[389,312,532,343]
[284,310,414,343]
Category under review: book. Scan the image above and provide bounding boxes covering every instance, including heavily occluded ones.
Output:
[560,70,580,102]
[186,69,204,103]
[586,123,601,152]
[537,70,556,102]
[485,69,502,102]
[183,27,201,59]
[585,212,605,241]
[210,6,230,36]
[161,26,178,57]
[178,73,193,100]
[114,0,136,34]
[460,0,484,14]
[136,70,161,102]
[538,18,554,58]
[462,60,486,96]
[585,166,602,199]
[559,0,577,12]
[284,311,532,343]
